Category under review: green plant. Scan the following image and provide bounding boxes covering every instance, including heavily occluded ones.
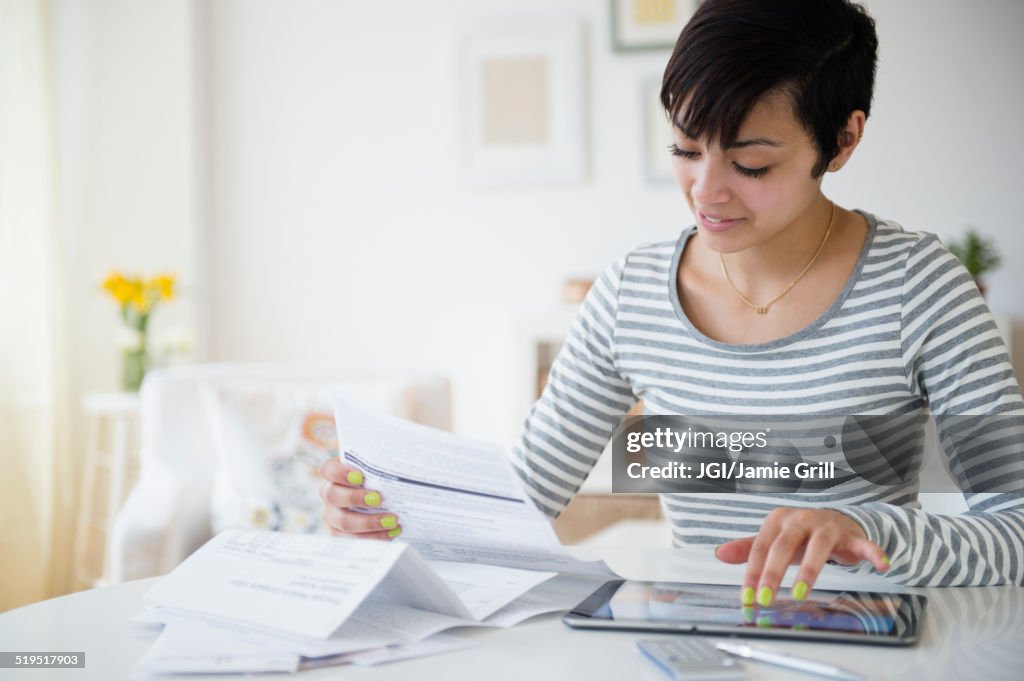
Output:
[946,228,1002,279]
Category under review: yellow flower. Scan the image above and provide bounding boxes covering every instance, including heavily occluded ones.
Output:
[150,274,175,301]
[102,271,176,313]
[128,277,149,312]
[102,272,137,305]
[102,272,124,293]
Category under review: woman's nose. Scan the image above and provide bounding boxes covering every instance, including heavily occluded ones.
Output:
[690,162,731,205]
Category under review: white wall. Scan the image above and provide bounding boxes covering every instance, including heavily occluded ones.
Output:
[202,0,1024,446]
[203,0,680,445]
[51,1,1023,449]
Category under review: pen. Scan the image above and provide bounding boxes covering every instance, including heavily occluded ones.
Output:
[715,641,866,681]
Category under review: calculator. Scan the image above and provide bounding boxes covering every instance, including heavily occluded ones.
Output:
[636,638,747,681]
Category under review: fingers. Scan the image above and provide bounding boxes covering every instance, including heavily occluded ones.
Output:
[714,537,754,564]
[327,526,403,541]
[792,533,888,602]
[321,505,402,537]
[838,535,890,573]
[791,525,840,600]
[741,512,782,606]
[757,526,810,606]
[319,479,384,510]
[734,508,883,607]
[320,457,366,487]
[319,459,402,539]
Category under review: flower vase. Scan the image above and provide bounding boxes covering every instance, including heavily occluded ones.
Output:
[121,340,149,392]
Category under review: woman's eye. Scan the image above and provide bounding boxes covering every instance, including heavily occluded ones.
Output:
[668,144,699,159]
[733,163,770,179]
[669,144,770,179]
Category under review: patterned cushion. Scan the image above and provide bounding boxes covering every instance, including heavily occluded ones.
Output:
[202,379,414,534]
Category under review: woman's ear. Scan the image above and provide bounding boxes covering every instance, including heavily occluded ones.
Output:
[829,110,867,172]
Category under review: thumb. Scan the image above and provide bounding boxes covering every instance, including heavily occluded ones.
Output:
[836,536,890,572]
[715,536,755,564]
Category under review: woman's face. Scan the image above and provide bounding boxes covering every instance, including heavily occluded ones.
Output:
[670,93,826,253]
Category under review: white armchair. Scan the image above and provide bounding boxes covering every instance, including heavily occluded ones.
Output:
[107,364,451,583]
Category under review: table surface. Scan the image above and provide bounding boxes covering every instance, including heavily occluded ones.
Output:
[2,546,1023,681]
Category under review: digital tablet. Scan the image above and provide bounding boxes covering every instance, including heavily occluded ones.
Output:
[563,581,925,646]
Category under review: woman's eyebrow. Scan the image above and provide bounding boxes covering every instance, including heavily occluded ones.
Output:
[728,137,784,149]
[674,125,784,149]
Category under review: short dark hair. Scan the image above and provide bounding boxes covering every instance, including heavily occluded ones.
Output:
[661,0,878,178]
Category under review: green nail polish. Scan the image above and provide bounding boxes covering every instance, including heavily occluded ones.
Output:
[881,554,891,567]
[741,586,755,606]
[757,616,773,628]
[757,586,774,607]
[347,471,364,486]
[792,580,808,601]
[379,515,397,529]
[740,606,755,624]
[363,492,381,507]
[387,527,402,539]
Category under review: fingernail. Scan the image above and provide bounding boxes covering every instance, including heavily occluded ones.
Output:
[792,580,808,601]
[756,586,774,607]
[387,527,402,539]
[347,471,364,486]
[379,515,397,529]
[756,615,773,628]
[363,492,381,506]
[881,554,890,567]
[740,606,755,624]
[740,586,755,606]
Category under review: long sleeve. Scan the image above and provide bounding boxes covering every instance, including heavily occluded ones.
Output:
[509,258,637,518]
[837,234,1024,585]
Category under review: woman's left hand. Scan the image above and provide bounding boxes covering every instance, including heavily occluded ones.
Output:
[714,508,890,606]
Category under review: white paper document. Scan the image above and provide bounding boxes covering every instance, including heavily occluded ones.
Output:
[136,396,624,674]
[483,574,612,628]
[425,560,557,620]
[331,392,617,579]
[143,528,473,639]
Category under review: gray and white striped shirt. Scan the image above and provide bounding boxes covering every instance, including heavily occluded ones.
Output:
[511,211,1024,586]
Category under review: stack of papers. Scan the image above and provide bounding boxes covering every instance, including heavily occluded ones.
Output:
[134,394,617,674]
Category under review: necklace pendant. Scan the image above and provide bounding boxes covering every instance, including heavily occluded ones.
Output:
[755,306,768,315]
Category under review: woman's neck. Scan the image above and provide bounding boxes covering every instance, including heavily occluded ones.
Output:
[704,194,840,298]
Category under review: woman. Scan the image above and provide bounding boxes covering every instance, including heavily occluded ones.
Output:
[320,0,1024,606]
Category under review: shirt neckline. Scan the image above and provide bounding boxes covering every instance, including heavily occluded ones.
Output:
[667,209,879,353]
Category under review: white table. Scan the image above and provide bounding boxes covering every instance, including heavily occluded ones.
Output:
[2,547,1023,681]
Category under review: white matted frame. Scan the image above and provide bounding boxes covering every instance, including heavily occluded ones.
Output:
[458,15,587,186]
[611,0,695,52]
[643,77,675,184]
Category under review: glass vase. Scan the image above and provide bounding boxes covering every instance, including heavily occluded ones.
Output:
[121,344,149,392]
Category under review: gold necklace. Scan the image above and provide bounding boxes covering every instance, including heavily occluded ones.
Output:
[719,201,837,315]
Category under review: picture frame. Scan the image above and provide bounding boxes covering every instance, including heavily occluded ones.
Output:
[458,15,587,186]
[611,0,695,52]
[643,77,675,184]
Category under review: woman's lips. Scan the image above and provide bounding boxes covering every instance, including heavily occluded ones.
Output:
[697,211,744,232]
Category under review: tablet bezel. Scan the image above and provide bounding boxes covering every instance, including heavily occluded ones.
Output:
[562,580,925,646]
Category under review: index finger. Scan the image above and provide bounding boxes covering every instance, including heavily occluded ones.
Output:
[320,457,365,487]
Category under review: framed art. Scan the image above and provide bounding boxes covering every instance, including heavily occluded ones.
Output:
[643,77,675,184]
[611,0,696,52]
[458,15,586,186]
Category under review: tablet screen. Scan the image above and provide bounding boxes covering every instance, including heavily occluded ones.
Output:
[573,581,924,643]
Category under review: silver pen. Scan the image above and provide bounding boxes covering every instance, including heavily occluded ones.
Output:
[715,641,866,681]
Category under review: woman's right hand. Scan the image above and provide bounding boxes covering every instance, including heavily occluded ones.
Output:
[319,458,402,540]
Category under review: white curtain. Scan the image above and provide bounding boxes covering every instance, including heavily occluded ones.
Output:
[0,0,75,611]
